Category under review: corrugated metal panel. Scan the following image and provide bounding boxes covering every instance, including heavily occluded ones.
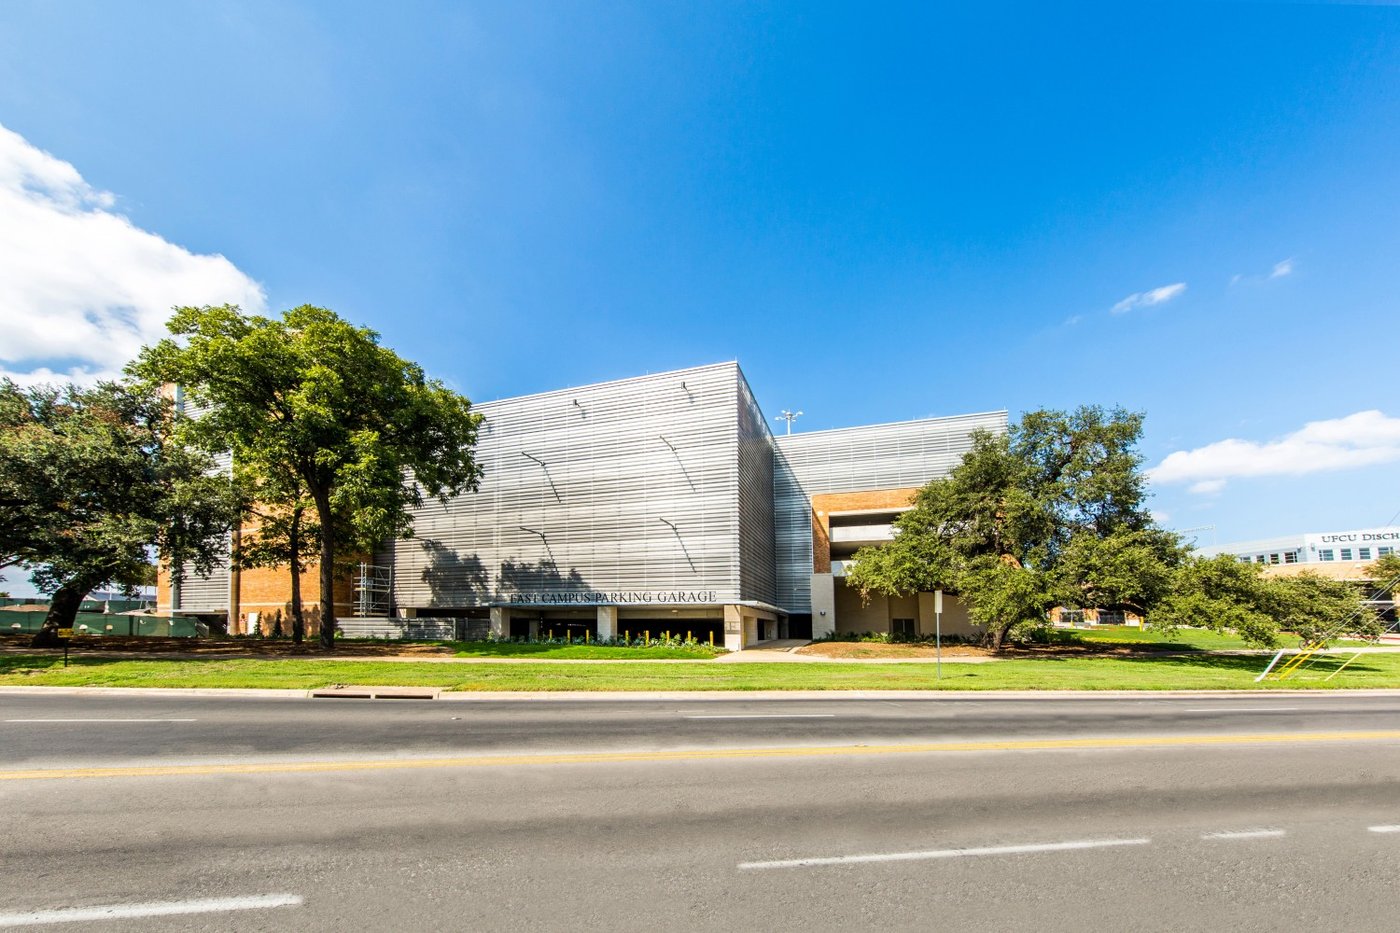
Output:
[338,617,457,640]
[389,362,745,608]
[174,442,232,612]
[772,411,1008,612]
[735,369,777,604]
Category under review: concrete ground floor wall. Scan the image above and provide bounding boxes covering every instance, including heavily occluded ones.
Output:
[462,604,781,651]
[810,573,980,640]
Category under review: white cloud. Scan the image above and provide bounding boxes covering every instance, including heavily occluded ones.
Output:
[1230,258,1296,286]
[0,123,266,384]
[1149,410,1400,494]
[1110,282,1186,315]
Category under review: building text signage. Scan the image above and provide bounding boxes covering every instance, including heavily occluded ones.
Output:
[1317,532,1400,544]
[507,590,719,606]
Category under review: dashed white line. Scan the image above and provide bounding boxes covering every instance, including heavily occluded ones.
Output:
[1201,830,1287,840]
[2,719,197,723]
[739,837,1151,870]
[0,893,302,927]
[1368,825,1400,833]
[1182,708,1300,713]
[684,714,836,720]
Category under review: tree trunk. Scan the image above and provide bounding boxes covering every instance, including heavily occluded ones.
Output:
[31,577,98,647]
[989,622,1012,652]
[289,507,305,645]
[311,488,337,651]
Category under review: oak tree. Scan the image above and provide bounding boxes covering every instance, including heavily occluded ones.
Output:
[132,305,484,649]
[0,379,240,645]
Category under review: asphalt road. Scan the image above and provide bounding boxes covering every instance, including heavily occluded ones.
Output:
[3,691,1400,930]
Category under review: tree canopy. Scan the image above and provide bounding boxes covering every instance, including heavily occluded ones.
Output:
[0,379,240,643]
[131,304,485,649]
[846,406,1183,649]
[1153,554,1381,647]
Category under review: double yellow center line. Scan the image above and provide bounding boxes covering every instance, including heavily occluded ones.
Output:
[4,730,1399,782]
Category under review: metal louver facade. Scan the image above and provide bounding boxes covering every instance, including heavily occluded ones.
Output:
[169,360,1006,627]
[385,361,777,609]
[772,411,1008,613]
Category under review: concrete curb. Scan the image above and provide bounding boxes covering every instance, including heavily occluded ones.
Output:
[4,685,1400,701]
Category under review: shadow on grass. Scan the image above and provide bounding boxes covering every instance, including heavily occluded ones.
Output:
[0,653,178,675]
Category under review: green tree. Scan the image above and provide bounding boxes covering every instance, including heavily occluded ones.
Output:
[1271,571,1380,644]
[1366,552,1400,606]
[1154,556,1381,647]
[846,407,1183,649]
[131,305,485,649]
[1151,555,1281,646]
[232,461,318,643]
[0,379,240,645]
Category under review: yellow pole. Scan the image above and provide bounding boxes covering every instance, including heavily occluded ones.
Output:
[645,630,650,646]
[1323,652,1363,682]
[585,629,590,644]
[709,631,714,647]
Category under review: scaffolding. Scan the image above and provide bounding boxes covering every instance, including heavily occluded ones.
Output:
[354,562,393,618]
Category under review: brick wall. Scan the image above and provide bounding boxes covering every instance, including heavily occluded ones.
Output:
[809,487,920,572]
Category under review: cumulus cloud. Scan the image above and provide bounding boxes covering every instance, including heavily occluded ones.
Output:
[1149,411,1400,494]
[1110,282,1186,315]
[0,123,266,385]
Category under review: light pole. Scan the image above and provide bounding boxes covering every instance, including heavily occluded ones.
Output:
[775,410,803,435]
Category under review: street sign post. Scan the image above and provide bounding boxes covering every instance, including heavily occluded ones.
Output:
[934,589,943,681]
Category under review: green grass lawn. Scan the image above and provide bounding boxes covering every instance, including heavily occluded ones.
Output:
[3,650,1397,691]
[1052,626,1375,651]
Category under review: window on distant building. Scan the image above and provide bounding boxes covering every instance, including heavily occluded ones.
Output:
[1269,553,1280,564]
[1381,547,1394,557]
[1320,549,1335,561]
[891,618,916,639]
[1098,610,1126,626]
[1359,547,1372,560]
[1341,548,1353,561]
[1283,551,1298,564]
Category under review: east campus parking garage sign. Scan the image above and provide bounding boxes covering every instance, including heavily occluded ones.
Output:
[505,591,720,606]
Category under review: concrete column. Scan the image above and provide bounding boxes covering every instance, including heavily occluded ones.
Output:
[723,605,745,652]
[810,572,836,639]
[489,607,509,639]
[596,606,617,641]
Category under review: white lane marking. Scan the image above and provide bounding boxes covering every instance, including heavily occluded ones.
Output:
[0,893,302,927]
[1182,708,1300,713]
[1201,830,1287,840]
[739,837,1150,870]
[684,714,836,720]
[1368,825,1400,833]
[3,719,197,723]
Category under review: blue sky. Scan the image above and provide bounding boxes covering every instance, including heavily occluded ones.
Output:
[1,0,1398,562]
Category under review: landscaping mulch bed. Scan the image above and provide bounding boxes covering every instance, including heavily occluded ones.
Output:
[797,640,1194,660]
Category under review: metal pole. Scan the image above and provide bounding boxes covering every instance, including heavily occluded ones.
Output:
[935,589,943,681]
[1254,647,1287,682]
